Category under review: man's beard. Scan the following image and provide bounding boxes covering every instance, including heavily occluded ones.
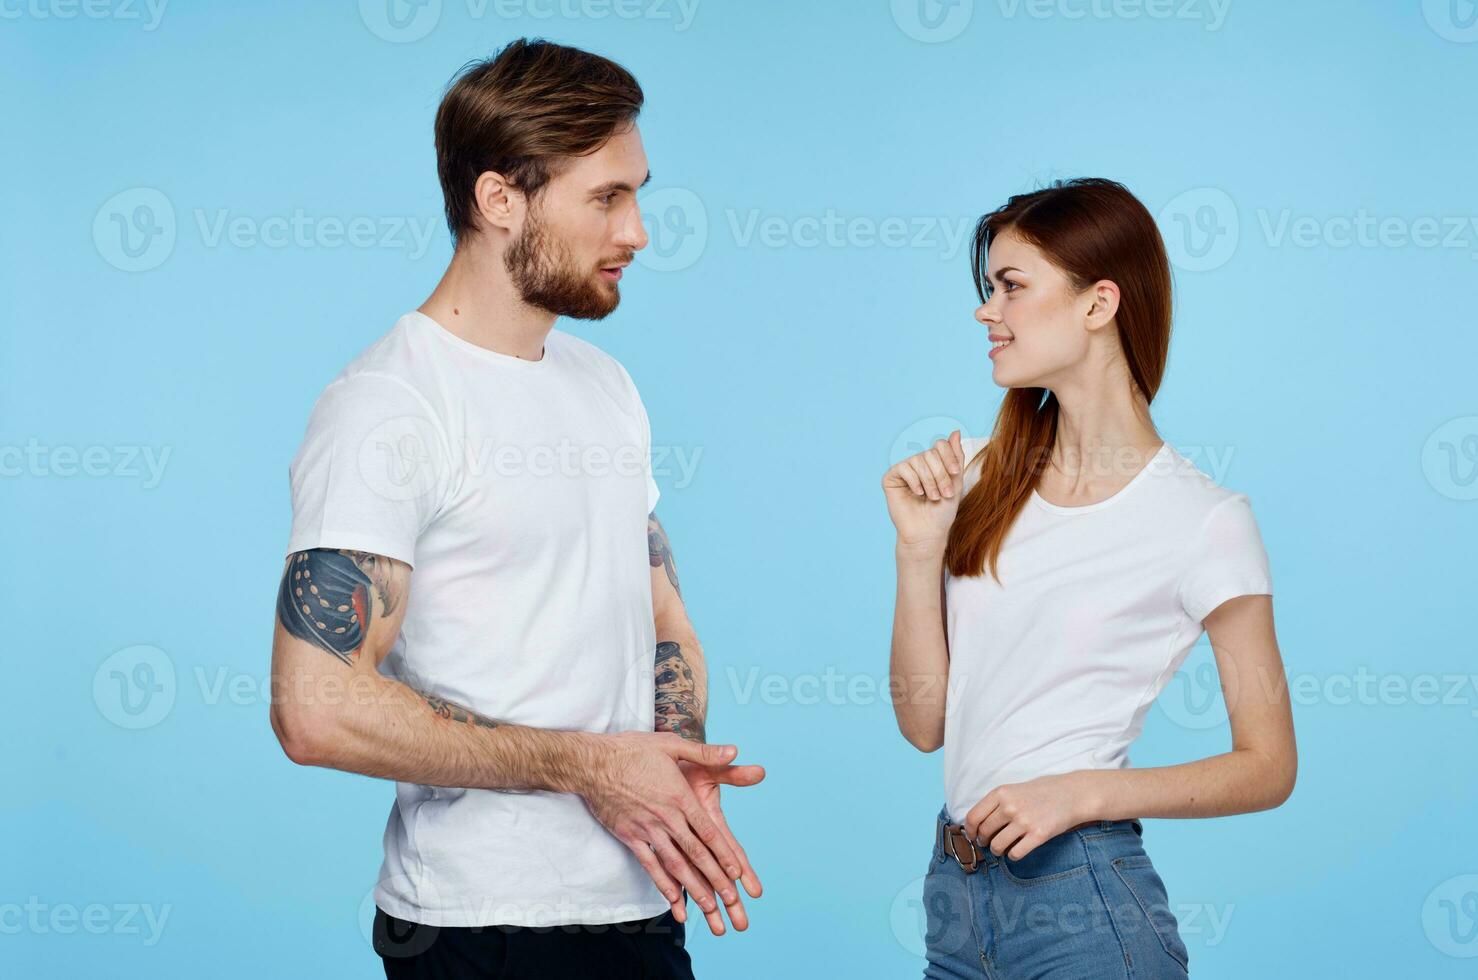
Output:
[505,211,629,321]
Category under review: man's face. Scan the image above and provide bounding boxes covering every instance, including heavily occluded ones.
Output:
[505,123,651,320]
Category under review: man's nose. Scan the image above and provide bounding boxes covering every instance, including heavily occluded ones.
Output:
[619,200,649,252]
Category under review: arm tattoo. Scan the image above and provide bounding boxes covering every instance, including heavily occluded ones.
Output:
[278,550,499,730]
[276,549,399,666]
[420,693,500,730]
[647,512,682,599]
[654,640,704,742]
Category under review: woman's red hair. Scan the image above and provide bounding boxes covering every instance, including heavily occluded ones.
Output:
[945,178,1174,581]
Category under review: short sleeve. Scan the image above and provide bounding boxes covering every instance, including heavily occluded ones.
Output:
[638,393,660,513]
[1177,493,1273,623]
[285,372,455,568]
[612,359,660,514]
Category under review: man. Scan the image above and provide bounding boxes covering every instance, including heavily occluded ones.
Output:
[270,38,762,978]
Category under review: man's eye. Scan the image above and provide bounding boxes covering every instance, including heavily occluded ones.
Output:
[598,193,616,206]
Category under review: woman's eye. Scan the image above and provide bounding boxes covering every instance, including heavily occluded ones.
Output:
[1002,280,1020,293]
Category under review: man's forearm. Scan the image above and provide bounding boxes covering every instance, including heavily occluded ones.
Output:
[648,512,708,743]
[274,669,601,793]
[654,620,707,743]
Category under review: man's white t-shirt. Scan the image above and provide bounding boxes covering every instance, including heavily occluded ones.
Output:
[942,438,1274,824]
[285,310,668,928]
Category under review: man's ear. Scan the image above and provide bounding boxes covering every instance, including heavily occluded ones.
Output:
[1084,279,1121,332]
[471,170,522,236]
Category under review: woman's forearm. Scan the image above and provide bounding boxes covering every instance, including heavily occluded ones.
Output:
[889,545,951,751]
[1074,746,1297,821]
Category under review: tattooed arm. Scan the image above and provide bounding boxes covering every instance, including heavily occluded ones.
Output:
[647,513,766,916]
[649,513,706,743]
[270,546,755,935]
[271,548,586,787]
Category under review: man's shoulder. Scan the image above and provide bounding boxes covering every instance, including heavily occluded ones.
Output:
[550,329,644,408]
[334,313,421,382]
[551,328,631,378]
[309,314,444,422]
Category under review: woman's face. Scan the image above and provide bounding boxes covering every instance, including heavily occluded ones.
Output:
[974,228,1096,390]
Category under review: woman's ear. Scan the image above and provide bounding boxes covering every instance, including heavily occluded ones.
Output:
[1084,279,1121,332]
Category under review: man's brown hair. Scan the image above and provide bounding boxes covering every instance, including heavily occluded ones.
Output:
[434,38,645,248]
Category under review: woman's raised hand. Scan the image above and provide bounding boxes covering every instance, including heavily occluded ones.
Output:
[882,429,967,554]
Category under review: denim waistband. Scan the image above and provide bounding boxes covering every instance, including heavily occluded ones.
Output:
[932,804,1143,863]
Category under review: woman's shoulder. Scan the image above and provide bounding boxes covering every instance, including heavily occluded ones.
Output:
[1153,444,1265,535]
[959,435,991,492]
[960,435,990,458]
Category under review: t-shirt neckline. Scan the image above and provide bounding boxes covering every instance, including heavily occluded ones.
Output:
[1030,441,1170,515]
[407,309,555,369]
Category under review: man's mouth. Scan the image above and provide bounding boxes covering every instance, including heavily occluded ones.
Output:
[599,259,632,283]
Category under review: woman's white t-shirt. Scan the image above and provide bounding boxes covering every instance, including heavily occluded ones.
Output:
[942,438,1273,823]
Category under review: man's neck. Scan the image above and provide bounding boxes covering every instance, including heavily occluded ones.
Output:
[418,244,555,361]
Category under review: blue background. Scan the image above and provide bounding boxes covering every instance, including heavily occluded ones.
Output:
[5,0,1476,975]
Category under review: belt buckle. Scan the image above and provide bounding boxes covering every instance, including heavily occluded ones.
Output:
[944,824,982,874]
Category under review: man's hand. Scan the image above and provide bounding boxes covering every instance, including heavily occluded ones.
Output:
[640,510,764,933]
[962,772,1095,861]
[677,757,764,928]
[579,732,757,936]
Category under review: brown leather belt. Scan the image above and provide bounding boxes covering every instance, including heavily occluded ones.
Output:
[939,819,1098,875]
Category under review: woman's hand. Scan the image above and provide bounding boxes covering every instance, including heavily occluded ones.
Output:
[962,772,1097,860]
[883,429,967,554]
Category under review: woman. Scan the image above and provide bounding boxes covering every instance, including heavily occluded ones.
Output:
[884,178,1296,979]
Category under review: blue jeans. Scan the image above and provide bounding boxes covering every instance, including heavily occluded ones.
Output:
[923,806,1190,979]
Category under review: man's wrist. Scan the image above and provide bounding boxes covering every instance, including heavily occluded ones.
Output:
[538,730,606,796]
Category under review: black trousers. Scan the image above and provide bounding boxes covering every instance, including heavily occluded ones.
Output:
[373,906,696,979]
